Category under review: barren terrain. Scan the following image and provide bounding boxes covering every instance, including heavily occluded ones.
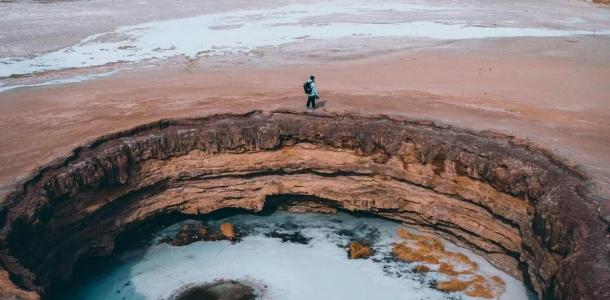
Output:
[1,0,609,200]
[0,0,609,299]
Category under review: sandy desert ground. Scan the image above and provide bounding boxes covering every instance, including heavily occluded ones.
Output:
[1,0,610,299]
[1,0,609,203]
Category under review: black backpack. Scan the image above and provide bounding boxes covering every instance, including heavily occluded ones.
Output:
[303,81,312,94]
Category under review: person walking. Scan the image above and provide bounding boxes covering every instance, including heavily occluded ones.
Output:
[304,75,319,109]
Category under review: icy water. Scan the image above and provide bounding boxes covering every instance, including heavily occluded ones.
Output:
[57,211,535,300]
[2,2,608,78]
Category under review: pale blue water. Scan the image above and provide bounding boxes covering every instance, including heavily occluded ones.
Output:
[56,211,535,300]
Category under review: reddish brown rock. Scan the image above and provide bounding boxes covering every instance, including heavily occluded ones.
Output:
[280,200,338,214]
[414,265,430,273]
[169,223,209,246]
[348,242,373,259]
[0,270,39,300]
[219,223,236,240]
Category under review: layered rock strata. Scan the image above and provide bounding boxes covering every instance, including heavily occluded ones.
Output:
[0,110,607,299]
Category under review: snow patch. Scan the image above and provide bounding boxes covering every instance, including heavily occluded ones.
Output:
[59,211,534,300]
[0,70,119,93]
[1,2,607,77]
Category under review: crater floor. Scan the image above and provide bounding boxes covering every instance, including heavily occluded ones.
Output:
[56,211,534,300]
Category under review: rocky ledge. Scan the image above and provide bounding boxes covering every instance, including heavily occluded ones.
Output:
[0,110,608,299]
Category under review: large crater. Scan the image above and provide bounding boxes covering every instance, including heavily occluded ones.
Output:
[0,111,608,299]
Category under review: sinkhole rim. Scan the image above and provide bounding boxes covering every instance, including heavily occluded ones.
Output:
[0,110,607,300]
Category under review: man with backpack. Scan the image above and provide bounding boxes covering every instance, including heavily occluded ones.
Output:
[303,75,319,110]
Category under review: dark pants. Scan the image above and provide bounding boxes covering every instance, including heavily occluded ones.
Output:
[306,95,316,108]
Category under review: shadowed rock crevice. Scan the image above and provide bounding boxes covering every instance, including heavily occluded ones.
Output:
[0,110,607,299]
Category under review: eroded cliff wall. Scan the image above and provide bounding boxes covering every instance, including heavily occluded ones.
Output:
[0,111,607,299]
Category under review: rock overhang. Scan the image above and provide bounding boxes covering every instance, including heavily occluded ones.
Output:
[0,110,607,299]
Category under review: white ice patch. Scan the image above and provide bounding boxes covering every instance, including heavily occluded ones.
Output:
[0,70,119,93]
[1,2,608,77]
[59,212,534,300]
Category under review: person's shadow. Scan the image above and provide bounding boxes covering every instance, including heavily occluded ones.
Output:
[316,100,326,109]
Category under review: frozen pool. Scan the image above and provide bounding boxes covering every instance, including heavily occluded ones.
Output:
[56,211,535,300]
